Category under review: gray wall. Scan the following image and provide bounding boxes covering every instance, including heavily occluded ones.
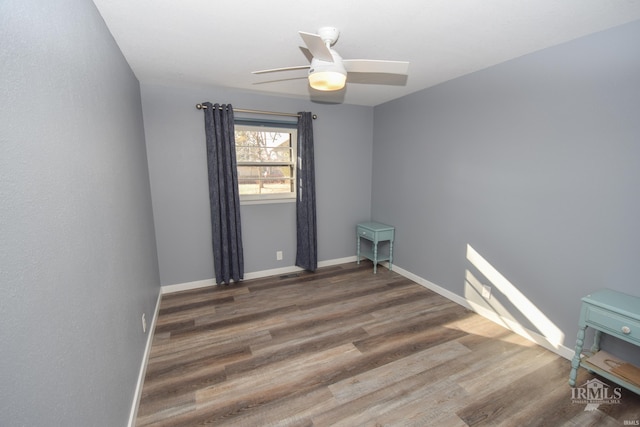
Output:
[372,21,640,360]
[141,83,373,285]
[1,0,160,425]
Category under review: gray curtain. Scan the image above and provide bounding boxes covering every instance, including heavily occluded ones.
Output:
[203,102,244,284]
[295,112,317,271]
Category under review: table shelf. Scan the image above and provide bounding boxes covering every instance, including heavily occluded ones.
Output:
[581,357,640,396]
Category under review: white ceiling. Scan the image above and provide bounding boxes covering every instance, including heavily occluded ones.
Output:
[92,0,640,107]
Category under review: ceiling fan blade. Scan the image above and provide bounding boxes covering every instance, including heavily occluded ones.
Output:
[298,46,314,63]
[347,72,408,86]
[343,59,409,75]
[299,31,333,62]
[252,76,309,86]
[252,65,310,74]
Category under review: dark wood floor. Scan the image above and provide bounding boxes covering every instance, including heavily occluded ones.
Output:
[136,262,640,426]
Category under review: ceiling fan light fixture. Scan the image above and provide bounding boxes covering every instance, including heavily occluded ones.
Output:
[308,69,347,91]
[308,53,347,91]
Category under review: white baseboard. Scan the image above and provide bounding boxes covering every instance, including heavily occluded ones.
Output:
[161,256,358,294]
[128,290,162,427]
[390,264,575,361]
[318,255,358,267]
[161,277,216,294]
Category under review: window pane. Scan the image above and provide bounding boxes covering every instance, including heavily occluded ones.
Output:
[235,131,292,162]
[235,124,296,201]
[237,166,294,195]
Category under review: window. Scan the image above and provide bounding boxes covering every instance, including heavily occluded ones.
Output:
[234,123,297,203]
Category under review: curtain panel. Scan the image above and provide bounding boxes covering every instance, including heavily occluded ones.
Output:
[295,112,318,272]
[203,102,244,284]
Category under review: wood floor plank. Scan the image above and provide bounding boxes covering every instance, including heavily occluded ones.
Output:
[363,380,469,427]
[212,387,333,427]
[136,263,640,426]
[168,304,299,338]
[353,312,469,355]
[158,286,246,313]
[197,343,362,404]
[226,327,370,378]
[328,340,471,403]
[147,327,272,360]
[455,342,559,396]
[162,344,363,425]
[456,356,575,426]
[136,391,195,426]
[313,360,468,426]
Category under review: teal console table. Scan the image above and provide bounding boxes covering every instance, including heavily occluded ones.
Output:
[356,222,394,274]
[569,289,640,395]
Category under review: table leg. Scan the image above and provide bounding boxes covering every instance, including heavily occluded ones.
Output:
[373,241,378,274]
[389,240,394,271]
[356,236,360,265]
[590,330,601,354]
[569,325,586,387]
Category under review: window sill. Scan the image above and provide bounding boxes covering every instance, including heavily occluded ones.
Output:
[240,197,296,206]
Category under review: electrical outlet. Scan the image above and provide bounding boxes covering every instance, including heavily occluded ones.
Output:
[276,250,283,261]
[142,313,147,333]
[482,285,492,299]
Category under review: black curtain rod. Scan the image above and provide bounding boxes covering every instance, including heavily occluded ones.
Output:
[195,103,316,120]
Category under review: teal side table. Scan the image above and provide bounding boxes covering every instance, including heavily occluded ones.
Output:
[356,222,394,274]
[569,289,640,395]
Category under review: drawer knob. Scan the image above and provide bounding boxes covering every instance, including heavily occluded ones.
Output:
[622,326,631,334]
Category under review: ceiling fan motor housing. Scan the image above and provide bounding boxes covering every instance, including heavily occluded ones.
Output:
[317,26,340,46]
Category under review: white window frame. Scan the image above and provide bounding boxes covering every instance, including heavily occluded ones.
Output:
[234,123,297,205]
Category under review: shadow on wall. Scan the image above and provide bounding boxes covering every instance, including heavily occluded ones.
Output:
[464,244,565,351]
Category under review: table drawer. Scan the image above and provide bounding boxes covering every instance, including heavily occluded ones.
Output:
[586,305,640,344]
[357,226,394,242]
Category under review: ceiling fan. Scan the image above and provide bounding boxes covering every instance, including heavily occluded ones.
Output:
[252,27,410,91]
